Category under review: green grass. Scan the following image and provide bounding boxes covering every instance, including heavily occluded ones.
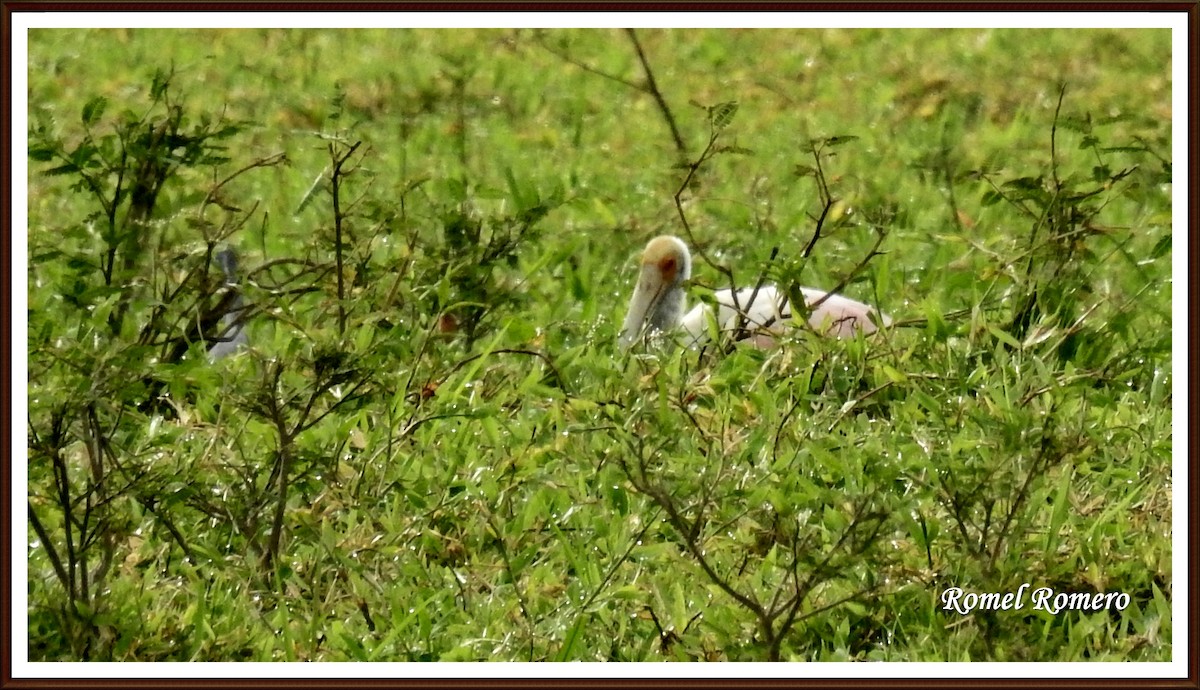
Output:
[25,28,1172,663]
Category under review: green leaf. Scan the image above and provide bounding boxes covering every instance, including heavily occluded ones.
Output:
[211,123,246,140]
[42,163,81,176]
[880,364,908,384]
[293,167,329,216]
[81,96,108,126]
[472,185,507,200]
[1003,176,1044,191]
[69,143,99,167]
[710,101,739,130]
[150,68,172,100]
[980,190,1003,206]
[987,325,1022,350]
[504,318,536,344]
[503,166,536,211]
[29,249,64,264]
[1056,114,1092,134]
[28,146,57,162]
[554,613,588,661]
[1043,467,1073,557]
[442,177,468,203]
[1150,233,1171,259]
[824,134,860,147]
[610,585,643,601]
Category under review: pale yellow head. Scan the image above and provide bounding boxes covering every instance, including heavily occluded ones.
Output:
[618,236,692,350]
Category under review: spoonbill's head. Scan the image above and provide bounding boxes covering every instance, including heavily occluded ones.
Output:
[618,235,692,351]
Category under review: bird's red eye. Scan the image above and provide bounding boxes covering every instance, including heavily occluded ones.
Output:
[659,257,677,283]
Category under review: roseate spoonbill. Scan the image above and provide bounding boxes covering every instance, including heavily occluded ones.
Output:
[618,235,891,351]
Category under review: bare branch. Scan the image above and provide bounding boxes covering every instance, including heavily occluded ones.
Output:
[624,29,687,158]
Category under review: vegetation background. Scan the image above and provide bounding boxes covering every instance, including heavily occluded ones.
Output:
[25,27,1173,662]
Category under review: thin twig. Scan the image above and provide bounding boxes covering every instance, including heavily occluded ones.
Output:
[532,32,642,90]
[329,140,364,336]
[198,152,287,218]
[28,502,72,595]
[624,29,687,158]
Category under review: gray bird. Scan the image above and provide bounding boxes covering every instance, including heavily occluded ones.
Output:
[207,247,250,361]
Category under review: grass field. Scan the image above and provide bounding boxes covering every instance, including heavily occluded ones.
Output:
[24,26,1173,663]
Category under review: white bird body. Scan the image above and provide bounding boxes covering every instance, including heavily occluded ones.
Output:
[619,235,891,350]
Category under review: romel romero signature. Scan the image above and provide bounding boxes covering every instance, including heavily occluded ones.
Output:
[941,584,1131,615]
